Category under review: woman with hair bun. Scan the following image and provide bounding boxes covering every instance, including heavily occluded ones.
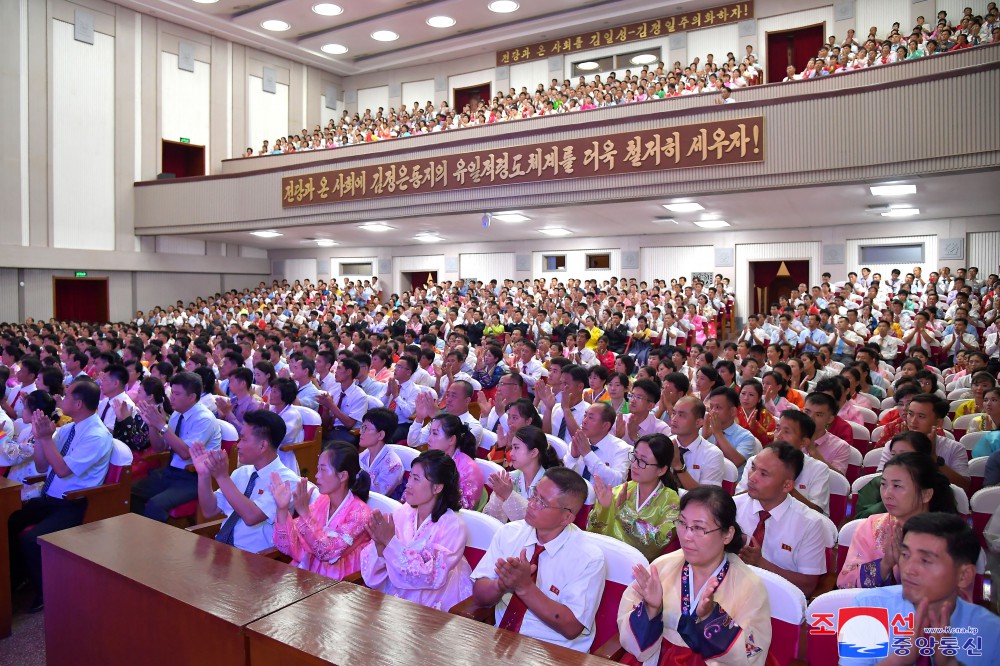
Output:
[428,413,484,509]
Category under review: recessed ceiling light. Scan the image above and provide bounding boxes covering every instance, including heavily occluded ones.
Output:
[415,233,443,243]
[371,30,399,42]
[881,208,920,217]
[577,61,600,71]
[315,239,338,246]
[488,1,520,13]
[539,228,571,236]
[426,16,456,28]
[653,217,678,224]
[260,19,290,31]
[321,43,348,54]
[662,202,704,212]
[870,184,917,196]
[492,212,530,223]
[250,230,282,238]
[312,3,343,16]
[191,0,220,4]
[359,223,394,232]
[693,220,730,229]
[631,54,658,65]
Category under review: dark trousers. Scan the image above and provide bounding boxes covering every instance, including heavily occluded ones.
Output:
[131,466,198,522]
[325,426,359,447]
[8,496,87,594]
[391,422,413,444]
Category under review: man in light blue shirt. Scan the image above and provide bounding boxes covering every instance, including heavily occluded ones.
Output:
[131,371,222,521]
[705,387,760,476]
[797,314,829,353]
[8,379,113,612]
[842,513,999,665]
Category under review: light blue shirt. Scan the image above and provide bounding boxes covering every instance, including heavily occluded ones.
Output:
[844,586,1000,665]
[798,327,829,352]
[45,413,114,499]
[708,421,759,476]
[169,402,222,469]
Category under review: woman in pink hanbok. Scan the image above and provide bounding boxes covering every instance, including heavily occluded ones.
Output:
[360,450,473,611]
[271,442,372,580]
[427,413,484,510]
[684,304,707,345]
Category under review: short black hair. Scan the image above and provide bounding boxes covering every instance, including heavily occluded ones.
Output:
[779,409,816,439]
[169,371,203,398]
[230,367,254,389]
[243,409,286,449]
[910,393,948,419]
[707,386,739,407]
[68,379,102,412]
[902,512,981,567]
[543,466,588,513]
[361,407,398,441]
[764,441,805,479]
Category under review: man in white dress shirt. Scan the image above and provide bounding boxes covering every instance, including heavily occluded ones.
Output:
[470,468,605,652]
[192,409,300,553]
[669,396,725,490]
[541,365,589,448]
[319,357,369,445]
[407,379,483,447]
[96,364,136,431]
[563,403,630,486]
[383,355,437,442]
[736,411,831,515]
[511,341,545,396]
[288,354,321,411]
[479,373,524,435]
[735,442,828,597]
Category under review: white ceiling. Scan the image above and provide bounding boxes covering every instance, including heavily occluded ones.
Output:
[112,0,713,75]
[185,170,1000,250]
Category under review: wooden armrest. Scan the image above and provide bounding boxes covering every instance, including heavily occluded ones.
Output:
[23,474,47,484]
[63,482,121,502]
[143,451,171,469]
[256,547,293,563]
[341,571,365,585]
[591,633,626,661]
[448,596,495,624]
[280,440,317,452]
[186,518,225,537]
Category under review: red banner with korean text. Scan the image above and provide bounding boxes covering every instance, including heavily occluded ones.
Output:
[281,117,763,208]
[496,2,754,66]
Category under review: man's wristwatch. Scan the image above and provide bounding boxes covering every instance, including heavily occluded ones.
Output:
[674,464,687,476]
[159,424,169,435]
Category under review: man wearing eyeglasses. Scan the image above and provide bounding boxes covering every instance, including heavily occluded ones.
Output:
[470,468,606,652]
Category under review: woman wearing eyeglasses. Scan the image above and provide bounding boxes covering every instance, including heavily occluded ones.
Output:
[587,434,679,562]
[617,486,772,665]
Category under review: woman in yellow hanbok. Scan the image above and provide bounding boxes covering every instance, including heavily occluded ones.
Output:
[618,486,773,666]
[587,434,679,561]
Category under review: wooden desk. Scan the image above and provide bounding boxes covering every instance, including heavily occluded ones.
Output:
[0,477,22,638]
[246,583,613,665]
[39,513,335,666]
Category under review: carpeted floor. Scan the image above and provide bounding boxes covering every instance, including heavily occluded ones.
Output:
[0,590,46,666]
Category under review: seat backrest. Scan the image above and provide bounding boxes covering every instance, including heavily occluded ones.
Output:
[367,491,403,516]
[870,424,885,445]
[544,433,568,460]
[386,444,420,472]
[747,565,807,665]
[805,589,865,666]
[848,421,869,448]
[458,509,503,569]
[475,458,505,492]
[969,456,987,495]
[479,429,498,458]
[947,388,972,401]
[107,439,134,483]
[580,532,646,655]
[879,396,895,411]
[855,406,877,427]
[846,446,863,483]
[854,392,879,410]
[837,519,863,570]
[952,413,977,440]
[817,513,838,573]
[828,470,850,526]
[217,419,239,447]
[721,458,739,493]
[366,394,384,409]
[862,447,884,475]
[959,431,985,457]
[971,487,1000,550]
[951,483,969,516]
[297,406,322,441]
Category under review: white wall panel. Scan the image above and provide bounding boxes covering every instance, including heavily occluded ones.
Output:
[641,246,714,284]
[757,6,836,71]
[735,242,822,319]
[460,252,515,282]
[965,231,999,275]
[248,75,288,153]
[855,0,911,40]
[401,79,435,112]
[135,272,221,312]
[222,274,269,294]
[155,236,206,255]
[686,24,741,64]
[51,19,115,251]
[280,258,318,283]
[0,269,18,322]
[320,94,345,127]
[330,256,377,281]
[533,249,621,284]
[937,1,989,24]
[160,51,210,148]
[357,85,389,115]
[844,235,938,284]
[239,245,268,258]
[509,61,548,96]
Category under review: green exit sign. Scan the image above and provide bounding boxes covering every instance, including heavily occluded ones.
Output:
[75,271,87,277]
[179,137,190,143]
